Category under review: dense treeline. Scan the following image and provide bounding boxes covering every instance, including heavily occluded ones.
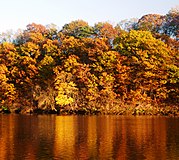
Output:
[0,7,178,115]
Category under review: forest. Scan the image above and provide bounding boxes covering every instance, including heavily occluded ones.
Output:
[0,8,178,115]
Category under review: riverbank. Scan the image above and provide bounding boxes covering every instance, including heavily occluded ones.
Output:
[1,104,179,117]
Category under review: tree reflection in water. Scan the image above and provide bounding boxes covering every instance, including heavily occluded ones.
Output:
[0,115,179,160]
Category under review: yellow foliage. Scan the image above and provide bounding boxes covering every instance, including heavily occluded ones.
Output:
[39,55,55,67]
[55,95,74,105]
[21,42,40,59]
[55,71,78,106]
[42,39,59,56]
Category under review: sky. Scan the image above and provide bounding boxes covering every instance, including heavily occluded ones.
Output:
[0,0,178,33]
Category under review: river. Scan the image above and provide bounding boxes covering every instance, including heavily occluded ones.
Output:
[0,115,179,160]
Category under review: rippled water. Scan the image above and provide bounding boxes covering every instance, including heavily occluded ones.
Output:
[0,115,179,160]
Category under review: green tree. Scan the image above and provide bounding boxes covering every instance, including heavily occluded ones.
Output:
[61,20,93,38]
[114,30,173,103]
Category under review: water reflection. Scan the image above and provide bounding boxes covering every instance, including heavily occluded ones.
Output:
[0,115,179,160]
[54,116,76,159]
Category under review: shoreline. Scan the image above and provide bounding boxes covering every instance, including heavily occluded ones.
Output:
[1,105,179,117]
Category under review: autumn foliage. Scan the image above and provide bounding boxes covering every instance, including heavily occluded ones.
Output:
[0,8,178,115]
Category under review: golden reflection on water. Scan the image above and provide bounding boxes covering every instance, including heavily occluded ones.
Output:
[0,115,179,160]
[54,116,76,159]
[87,116,97,158]
[0,115,15,160]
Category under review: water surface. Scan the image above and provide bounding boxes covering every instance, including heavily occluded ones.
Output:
[0,115,179,160]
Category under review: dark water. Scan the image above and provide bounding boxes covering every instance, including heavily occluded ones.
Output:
[0,115,179,160]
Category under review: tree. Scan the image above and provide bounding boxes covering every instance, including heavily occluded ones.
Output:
[114,30,173,103]
[118,18,138,31]
[0,30,15,43]
[137,14,165,33]
[0,64,16,108]
[0,16,178,113]
[46,23,59,40]
[162,6,179,39]
[15,23,47,45]
[93,22,118,39]
[61,20,93,38]
[54,68,78,108]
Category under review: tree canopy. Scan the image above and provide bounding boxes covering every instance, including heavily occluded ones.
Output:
[0,8,178,115]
